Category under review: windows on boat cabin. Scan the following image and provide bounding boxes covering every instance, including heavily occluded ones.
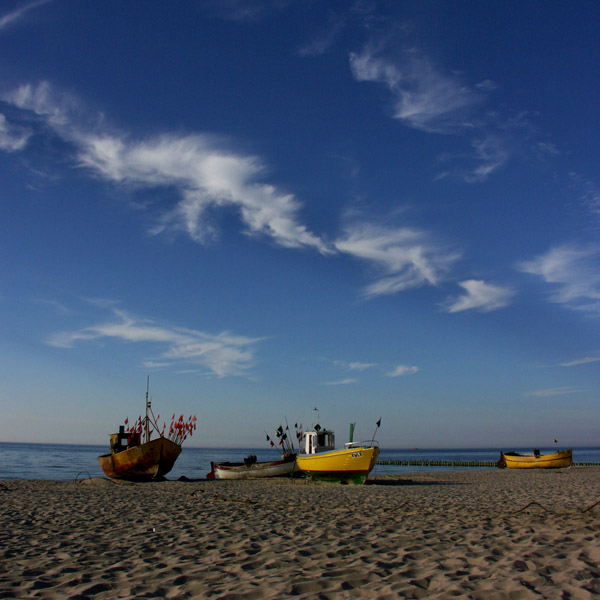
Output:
[303,427,335,454]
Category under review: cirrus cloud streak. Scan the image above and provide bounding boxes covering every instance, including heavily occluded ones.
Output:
[2,82,330,254]
[444,279,515,313]
[2,80,516,311]
[518,244,600,315]
[335,222,460,298]
[47,307,263,378]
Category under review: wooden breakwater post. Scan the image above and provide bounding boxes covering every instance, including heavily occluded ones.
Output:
[376,459,498,468]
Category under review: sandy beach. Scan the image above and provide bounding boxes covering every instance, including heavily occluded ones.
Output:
[1,468,600,599]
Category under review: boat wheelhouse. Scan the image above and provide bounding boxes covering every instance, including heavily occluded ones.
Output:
[296,422,380,485]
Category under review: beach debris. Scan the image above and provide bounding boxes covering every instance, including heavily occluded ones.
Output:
[74,471,92,482]
[581,498,600,513]
[213,494,258,505]
[512,501,552,514]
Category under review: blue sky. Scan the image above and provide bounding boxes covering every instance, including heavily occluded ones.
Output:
[1,0,598,449]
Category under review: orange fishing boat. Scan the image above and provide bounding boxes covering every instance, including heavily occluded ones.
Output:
[98,378,195,481]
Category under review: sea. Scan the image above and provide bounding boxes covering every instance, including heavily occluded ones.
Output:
[1,443,599,481]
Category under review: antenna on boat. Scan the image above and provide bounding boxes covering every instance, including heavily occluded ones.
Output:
[370,417,381,443]
[145,375,150,444]
[285,417,294,451]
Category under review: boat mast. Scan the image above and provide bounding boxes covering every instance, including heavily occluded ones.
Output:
[145,375,150,444]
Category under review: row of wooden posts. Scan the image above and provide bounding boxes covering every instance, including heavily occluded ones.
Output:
[376,459,600,468]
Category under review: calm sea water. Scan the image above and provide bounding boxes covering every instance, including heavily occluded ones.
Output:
[1,443,599,481]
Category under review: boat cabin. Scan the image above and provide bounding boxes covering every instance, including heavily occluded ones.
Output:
[302,425,335,455]
[109,426,141,454]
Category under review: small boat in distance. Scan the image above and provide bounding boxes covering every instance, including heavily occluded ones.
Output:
[98,378,196,481]
[499,448,573,469]
[208,453,297,480]
[295,420,380,485]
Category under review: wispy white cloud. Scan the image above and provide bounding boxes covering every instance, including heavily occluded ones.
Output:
[435,134,510,184]
[348,44,521,183]
[387,364,419,377]
[2,81,502,310]
[335,222,460,298]
[347,361,375,371]
[297,14,346,57]
[518,244,600,314]
[30,297,71,315]
[559,355,600,368]
[201,0,290,23]
[444,279,515,313]
[0,0,50,32]
[47,307,262,377]
[569,172,600,218]
[334,360,375,372]
[323,378,357,386]
[0,113,30,151]
[464,136,509,183]
[78,133,331,252]
[526,387,586,398]
[2,82,331,254]
[349,46,481,134]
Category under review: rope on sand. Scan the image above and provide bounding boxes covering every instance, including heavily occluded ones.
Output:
[512,499,600,514]
[581,499,600,513]
[390,501,414,512]
[512,501,553,514]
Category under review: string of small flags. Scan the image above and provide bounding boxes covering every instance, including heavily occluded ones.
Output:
[265,424,295,454]
[124,414,197,445]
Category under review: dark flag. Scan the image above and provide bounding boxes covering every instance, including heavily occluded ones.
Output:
[371,418,382,443]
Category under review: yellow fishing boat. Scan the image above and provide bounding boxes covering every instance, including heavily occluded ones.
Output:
[295,421,380,484]
[499,448,572,469]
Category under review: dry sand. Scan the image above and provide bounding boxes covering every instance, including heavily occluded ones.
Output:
[1,468,600,599]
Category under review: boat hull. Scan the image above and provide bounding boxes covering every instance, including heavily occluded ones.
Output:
[502,449,572,469]
[212,454,297,479]
[98,437,182,481]
[296,446,379,484]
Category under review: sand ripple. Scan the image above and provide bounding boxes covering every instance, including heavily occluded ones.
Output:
[1,468,600,598]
